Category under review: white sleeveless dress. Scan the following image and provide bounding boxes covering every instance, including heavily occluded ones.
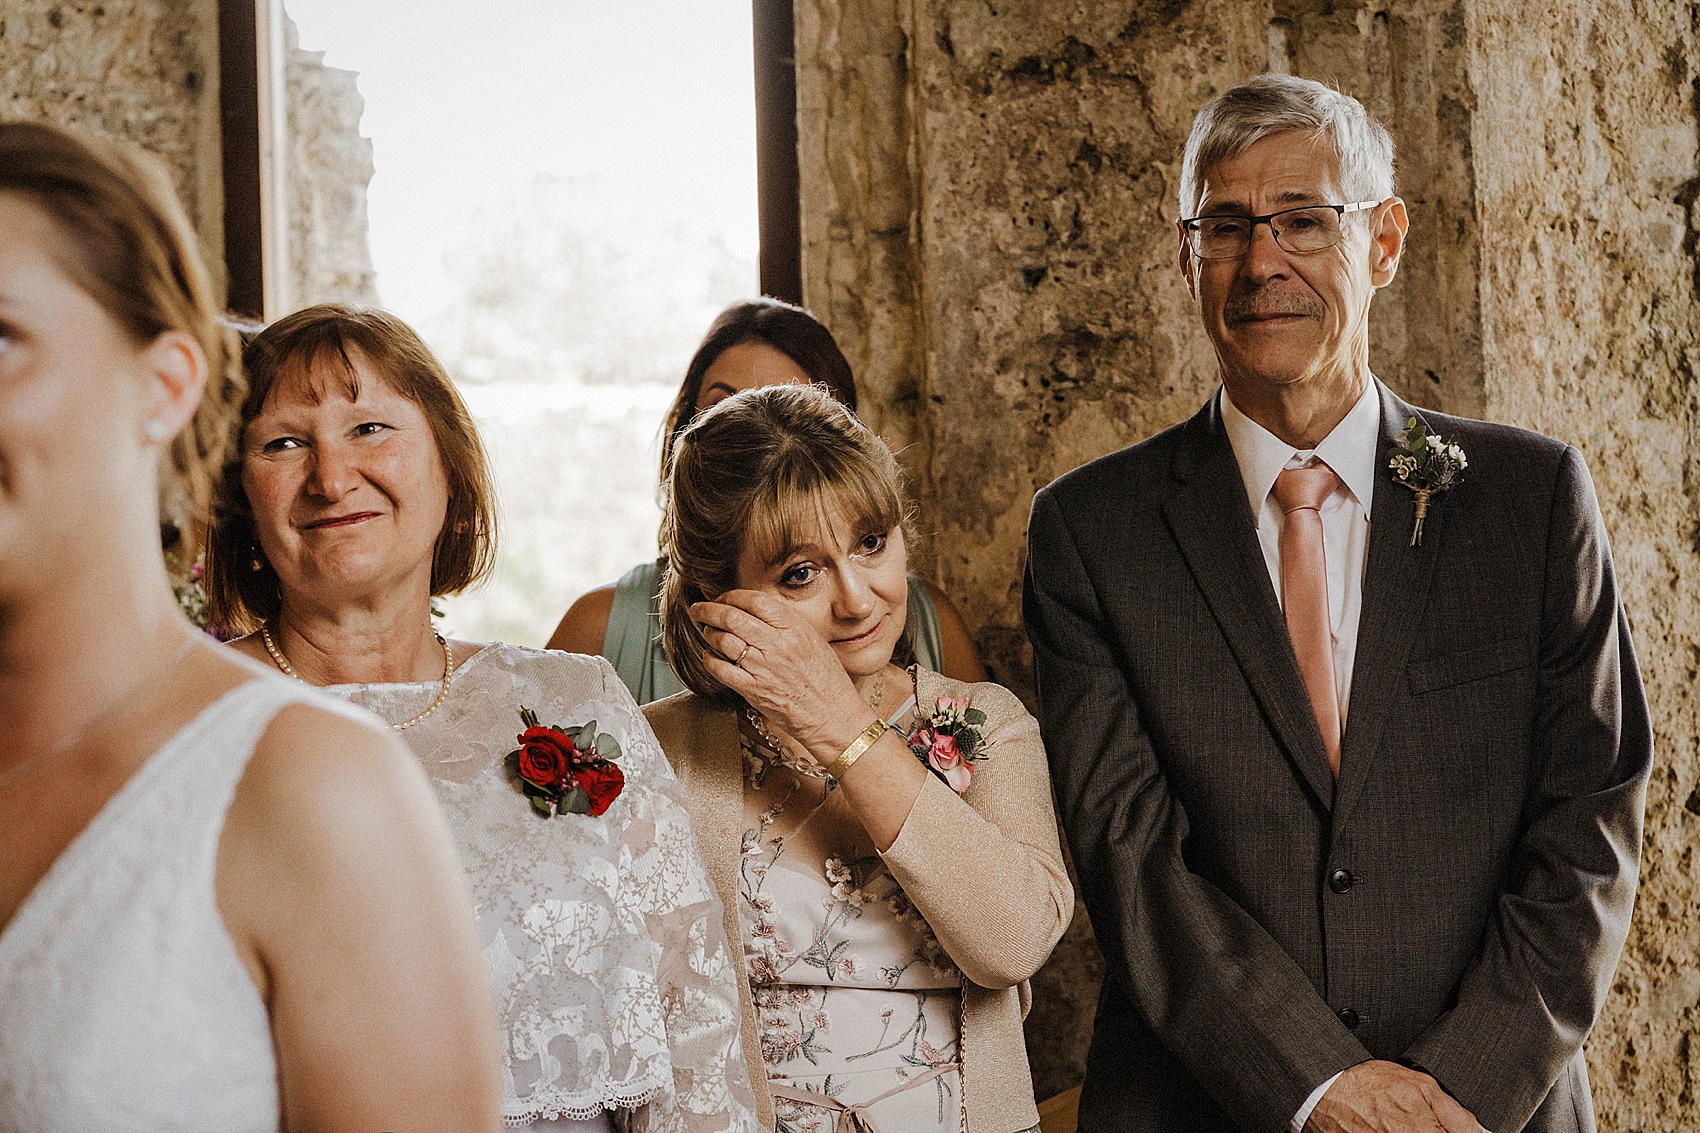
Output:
[0,677,352,1133]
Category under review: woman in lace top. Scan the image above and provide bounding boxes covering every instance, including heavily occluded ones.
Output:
[206,304,758,1133]
[0,124,500,1132]
[644,385,1074,1133]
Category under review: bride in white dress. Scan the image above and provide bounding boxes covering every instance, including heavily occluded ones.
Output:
[208,303,758,1133]
[0,125,502,1132]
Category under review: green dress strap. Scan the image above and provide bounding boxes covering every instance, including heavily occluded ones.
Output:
[601,557,686,705]
[905,572,946,674]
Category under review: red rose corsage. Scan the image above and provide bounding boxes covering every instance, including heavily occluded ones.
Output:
[905,695,990,794]
[506,707,625,818]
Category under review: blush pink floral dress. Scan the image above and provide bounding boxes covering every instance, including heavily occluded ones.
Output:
[738,691,966,1133]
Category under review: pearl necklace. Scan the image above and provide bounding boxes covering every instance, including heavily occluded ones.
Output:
[261,624,454,731]
[744,669,887,781]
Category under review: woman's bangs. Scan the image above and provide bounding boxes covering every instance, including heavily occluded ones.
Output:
[744,458,900,569]
[255,336,363,413]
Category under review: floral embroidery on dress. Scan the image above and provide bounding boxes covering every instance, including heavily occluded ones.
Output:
[740,789,956,993]
[760,985,962,1133]
[883,889,955,982]
[737,683,965,1133]
[755,985,833,1069]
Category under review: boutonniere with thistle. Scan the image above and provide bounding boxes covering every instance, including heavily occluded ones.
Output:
[906,696,991,794]
[507,708,625,818]
[1388,416,1467,546]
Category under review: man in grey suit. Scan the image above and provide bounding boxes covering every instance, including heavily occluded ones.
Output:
[1023,75,1650,1133]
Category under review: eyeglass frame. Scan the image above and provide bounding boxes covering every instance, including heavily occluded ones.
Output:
[1179,200,1388,260]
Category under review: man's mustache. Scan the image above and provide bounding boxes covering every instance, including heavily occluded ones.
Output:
[1224,289,1326,322]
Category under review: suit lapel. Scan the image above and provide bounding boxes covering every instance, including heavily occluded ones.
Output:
[1331,384,1448,835]
[1160,396,1338,810]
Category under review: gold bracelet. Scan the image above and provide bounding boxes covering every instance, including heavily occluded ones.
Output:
[827,718,889,781]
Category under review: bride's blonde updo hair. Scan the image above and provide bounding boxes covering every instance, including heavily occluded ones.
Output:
[0,121,245,534]
[660,383,914,707]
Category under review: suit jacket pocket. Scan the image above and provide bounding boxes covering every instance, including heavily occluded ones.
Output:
[1407,635,1531,694]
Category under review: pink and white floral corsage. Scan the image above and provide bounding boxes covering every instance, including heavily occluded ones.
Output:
[906,695,990,794]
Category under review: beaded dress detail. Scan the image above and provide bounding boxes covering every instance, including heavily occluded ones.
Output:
[326,643,756,1132]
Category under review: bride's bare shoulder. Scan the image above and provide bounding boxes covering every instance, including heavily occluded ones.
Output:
[210,670,499,1125]
[236,695,434,831]
[216,680,467,981]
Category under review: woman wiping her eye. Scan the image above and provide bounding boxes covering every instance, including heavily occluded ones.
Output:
[645,384,1072,1133]
[547,297,989,704]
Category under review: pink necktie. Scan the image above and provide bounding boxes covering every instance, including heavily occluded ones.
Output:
[1273,464,1343,778]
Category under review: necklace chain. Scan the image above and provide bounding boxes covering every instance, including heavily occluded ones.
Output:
[743,669,887,780]
[736,662,961,1130]
[261,624,453,731]
[743,708,826,779]
[0,633,200,794]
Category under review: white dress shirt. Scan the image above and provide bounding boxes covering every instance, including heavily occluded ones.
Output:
[1219,379,1382,1131]
[1220,380,1380,722]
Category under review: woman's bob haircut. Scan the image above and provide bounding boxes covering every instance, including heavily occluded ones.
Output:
[205,303,497,633]
[660,384,913,708]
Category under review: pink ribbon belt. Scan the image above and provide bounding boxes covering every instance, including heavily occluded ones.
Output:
[768,1061,961,1133]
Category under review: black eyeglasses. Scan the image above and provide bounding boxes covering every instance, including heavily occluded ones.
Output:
[1181,200,1385,260]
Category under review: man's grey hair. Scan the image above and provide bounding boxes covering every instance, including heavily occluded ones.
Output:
[1178,74,1396,219]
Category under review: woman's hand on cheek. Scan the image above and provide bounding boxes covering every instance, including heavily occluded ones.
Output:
[689,590,869,755]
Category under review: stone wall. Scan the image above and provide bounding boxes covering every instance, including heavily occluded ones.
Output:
[795,0,930,481]
[282,11,378,307]
[0,3,376,312]
[1468,1,1700,1124]
[797,0,1700,1123]
[0,0,225,272]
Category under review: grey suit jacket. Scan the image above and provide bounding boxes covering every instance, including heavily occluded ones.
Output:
[1022,382,1650,1133]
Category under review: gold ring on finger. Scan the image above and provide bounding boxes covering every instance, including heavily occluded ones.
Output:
[733,642,752,667]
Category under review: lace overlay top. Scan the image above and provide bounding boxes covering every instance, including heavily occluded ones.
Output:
[0,678,350,1133]
[325,644,756,1132]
